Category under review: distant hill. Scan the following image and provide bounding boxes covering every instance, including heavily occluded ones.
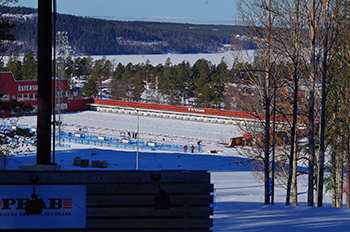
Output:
[0,6,256,55]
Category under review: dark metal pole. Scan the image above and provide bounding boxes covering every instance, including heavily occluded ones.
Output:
[37,0,52,165]
[52,0,57,164]
[136,108,139,170]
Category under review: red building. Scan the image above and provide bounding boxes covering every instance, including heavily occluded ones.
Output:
[0,72,69,114]
[0,72,100,115]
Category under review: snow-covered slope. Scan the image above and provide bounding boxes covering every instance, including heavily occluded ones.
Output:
[6,110,350,232]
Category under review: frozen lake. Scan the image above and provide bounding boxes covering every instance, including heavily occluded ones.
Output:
[86,50,255,68]
[3,50,255,69]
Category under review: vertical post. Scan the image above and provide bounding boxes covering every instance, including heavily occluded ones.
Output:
[136,108,139,170]
[37,0,52,165]
[52,0,56,164]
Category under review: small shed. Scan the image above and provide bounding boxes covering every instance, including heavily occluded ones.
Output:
[229,136,244,147]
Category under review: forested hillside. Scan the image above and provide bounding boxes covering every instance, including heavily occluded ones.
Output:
[0,6,255,55]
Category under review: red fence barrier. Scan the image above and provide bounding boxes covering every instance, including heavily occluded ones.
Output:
[93,99,258,119]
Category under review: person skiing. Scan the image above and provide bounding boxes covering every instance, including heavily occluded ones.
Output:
[197,140,202,152]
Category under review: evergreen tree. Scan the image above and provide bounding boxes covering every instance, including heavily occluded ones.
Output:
[64,55,74,78]
[111,62,125,100]
[113,62,125,81]
[102,58,113,78]
[73,56,93,77]
[73,57,84,77]
[131,69,144,101]
[176,61,192,105]
[211,62,226,109]
[79,76,98,98]
[21,50,37,80]
[91,59,104,99]
[82,55,93,76]
[160,58,178,105]
[195,59,212,107]
[5,50,21,79]
[119,63,134,101]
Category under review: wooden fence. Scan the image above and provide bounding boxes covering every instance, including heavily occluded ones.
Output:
[0,170,213,231]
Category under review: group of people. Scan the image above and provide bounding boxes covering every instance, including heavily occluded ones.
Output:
[184,145,195,153]
[184,140,202,153]
[127,131,138,139]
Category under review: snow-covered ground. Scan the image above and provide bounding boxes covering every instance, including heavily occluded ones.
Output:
[6,110,350,231]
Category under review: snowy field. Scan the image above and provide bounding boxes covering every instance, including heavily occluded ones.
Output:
[6,110,350,231]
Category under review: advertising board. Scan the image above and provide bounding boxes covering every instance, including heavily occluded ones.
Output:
[0,185,86,229]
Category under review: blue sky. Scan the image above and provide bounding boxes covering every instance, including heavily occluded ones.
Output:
[10,0,239,25]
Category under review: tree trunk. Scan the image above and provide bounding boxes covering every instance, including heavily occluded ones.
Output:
[308,0,316,207]
[346,79,350,207]
[347,116,350,207]
[331,150,337,207]
[286,0,300,206]
[308,85,315,207]
[337,151,344,208]
[292,141,298,206]
[264,93,270,205]
[317,1,329,207]
[264,0,272,205]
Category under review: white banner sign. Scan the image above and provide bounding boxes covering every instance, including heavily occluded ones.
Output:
[0,185,86,229]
